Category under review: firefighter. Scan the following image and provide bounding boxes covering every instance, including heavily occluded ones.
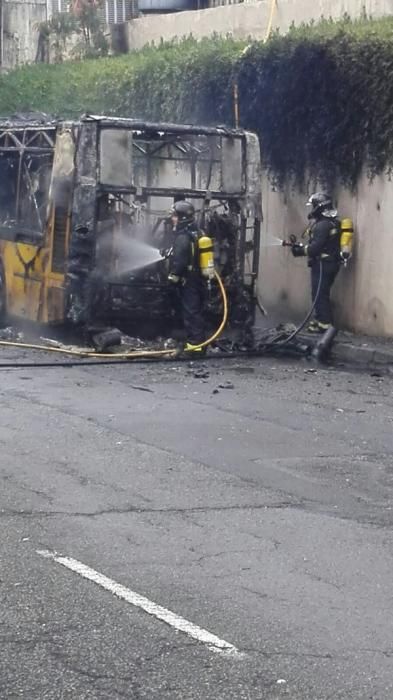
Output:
[167,200,205,351]
[291,192,341,332]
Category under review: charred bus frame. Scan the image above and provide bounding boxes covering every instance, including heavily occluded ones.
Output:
[0,115,262,333]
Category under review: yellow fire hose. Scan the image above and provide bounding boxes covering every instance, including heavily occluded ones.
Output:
[184,270,228,351]
[0,271,228,360]
[0,340,178,359]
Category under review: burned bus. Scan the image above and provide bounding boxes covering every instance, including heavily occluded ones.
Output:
[0,114,261,336]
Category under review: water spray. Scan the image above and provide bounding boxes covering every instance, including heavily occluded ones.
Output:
[262,233,287,247]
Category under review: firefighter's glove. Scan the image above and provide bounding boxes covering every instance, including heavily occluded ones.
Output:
[168,273,184,285]
[291,243,306,258]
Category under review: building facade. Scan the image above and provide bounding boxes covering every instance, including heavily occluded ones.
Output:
[0,0,138,71]
[1,0,47,70]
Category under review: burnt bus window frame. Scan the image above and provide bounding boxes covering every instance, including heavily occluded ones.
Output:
[0,124,55,244]
[97,123,247,199]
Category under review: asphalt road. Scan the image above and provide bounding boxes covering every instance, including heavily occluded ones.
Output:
[1,345,393,699]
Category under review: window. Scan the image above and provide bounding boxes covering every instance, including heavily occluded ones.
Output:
[104,0,134,23]
[50,0,136,24]
[0,152,53,241]
[51,0,70,13]
[18,154,52,233]
[100,129,133,187]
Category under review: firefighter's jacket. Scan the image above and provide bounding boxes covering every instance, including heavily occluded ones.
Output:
[306,216,341,262]
[170,224,200,278]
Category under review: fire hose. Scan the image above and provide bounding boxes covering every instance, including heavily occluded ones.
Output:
[274,258,323,346]
[181,270,228,351]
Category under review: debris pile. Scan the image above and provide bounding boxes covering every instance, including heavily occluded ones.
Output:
[0,327,24,342]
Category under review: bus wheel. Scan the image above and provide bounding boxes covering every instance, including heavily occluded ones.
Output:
[0,264,7,327]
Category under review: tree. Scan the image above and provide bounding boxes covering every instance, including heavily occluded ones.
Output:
[36,13,77,63]
[36,0,108,64]
[71,0,109,59]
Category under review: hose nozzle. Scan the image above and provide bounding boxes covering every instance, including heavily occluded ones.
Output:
[282,234,297,247]
[160,246,173,260]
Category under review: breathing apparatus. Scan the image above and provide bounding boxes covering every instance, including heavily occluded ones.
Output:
[197,234,215,281]
[162,233,215,280]
[340,218,354,266]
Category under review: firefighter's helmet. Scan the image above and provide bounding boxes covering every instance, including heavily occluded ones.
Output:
[306,192,333,219]
[172,200,195,224]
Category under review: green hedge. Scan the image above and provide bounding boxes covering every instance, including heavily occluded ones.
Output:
[3,16,393,188]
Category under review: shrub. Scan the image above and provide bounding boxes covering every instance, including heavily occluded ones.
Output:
[3,16,393,188]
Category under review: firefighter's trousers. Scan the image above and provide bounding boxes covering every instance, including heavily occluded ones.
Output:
[310,259,340,325]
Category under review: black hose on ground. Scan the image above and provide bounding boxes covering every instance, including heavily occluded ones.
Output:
[0,350,254,370]
[256,295,267,317]
[273,259,323,347]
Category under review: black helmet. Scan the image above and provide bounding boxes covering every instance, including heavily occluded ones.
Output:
[172,200,195,224]
[306,192,333,219]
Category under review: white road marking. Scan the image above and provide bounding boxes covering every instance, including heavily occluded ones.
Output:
[37,549,242,657]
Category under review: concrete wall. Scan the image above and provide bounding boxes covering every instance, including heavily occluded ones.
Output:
[2,0,48,70]
[127,0,393,51]
[259,173,393,336]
